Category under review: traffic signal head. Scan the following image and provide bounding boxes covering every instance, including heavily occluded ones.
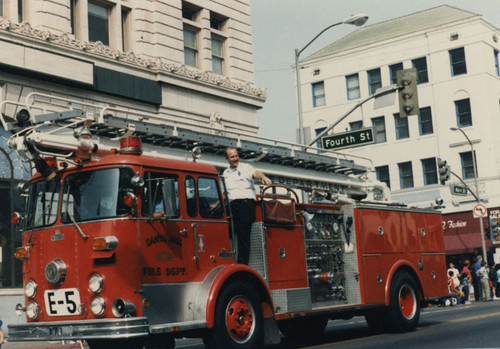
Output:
[397,68,419,117]
[490,218,499,242]
[437,157,450,185]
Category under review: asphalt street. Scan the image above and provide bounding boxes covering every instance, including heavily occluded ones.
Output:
[3,298,499,349]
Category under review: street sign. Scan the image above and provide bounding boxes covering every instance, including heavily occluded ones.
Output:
[452,185,468,196]
[321,128,374,150]
[473,203,487,218]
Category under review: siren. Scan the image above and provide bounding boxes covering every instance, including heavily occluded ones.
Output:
[119,136,142,155]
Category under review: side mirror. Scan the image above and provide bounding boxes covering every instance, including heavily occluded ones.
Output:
[17,182,29,195]
[131,173,145,187]
[161,178,178,218]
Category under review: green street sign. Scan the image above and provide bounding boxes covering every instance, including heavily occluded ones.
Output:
[321,128,374,150]
[452,185,468,196]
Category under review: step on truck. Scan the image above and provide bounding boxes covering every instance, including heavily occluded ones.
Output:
[2,94,449,348]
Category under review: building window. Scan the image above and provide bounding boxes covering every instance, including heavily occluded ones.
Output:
[70,0,75,34]
[455,98,472,127]
[371,116,386,143]
[375,165,391,189]
[398,161,414,189]
[449,47,467,76]
[121,6,132,52]
[367,68,382,95]
[183,27,198,67]
[346,74,360,100]
[312,81,325,107]
[350,121,363,130]
[210,12,227,75]
[315,127,327,149]
[495,50,500,76]
[418,107,433,135]
[389,63,403,85]
[412,57,428,84]
[211,36,224,74]
[182,2,200,20]
[17,0,23,22]
[421,158,438,185]
[460,151,476,179]
[394,113,409,140]
[88,2,109,45]
[182,2,201,68]
[210,12,226,30]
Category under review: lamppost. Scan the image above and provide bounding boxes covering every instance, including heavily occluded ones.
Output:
[450,127,487,259]
[295,13,369,144]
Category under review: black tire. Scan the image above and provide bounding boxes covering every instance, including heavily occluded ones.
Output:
[386,271,421,332]
[204,280,264,349]
[278,315,328,340]
[87,338,144,349]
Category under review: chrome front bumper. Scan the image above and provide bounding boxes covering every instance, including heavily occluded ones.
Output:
[7,317,149,342]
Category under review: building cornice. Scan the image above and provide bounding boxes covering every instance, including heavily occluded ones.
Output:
[0,19,267,101]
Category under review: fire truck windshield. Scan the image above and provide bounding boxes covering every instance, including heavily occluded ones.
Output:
[26,176,61,229]
[60,167,135,223]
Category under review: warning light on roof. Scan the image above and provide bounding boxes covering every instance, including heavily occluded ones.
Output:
[119,136,142,155]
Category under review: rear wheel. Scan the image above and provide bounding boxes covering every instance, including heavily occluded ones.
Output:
[204,280,263,349]
[386,271,420,332]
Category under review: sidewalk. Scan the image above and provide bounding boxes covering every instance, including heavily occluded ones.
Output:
[3,341,87,349]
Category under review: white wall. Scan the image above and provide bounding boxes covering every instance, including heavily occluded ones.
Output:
[298,17,500,213]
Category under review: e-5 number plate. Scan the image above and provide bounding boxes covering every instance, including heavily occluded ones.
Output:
[44,288,82,316]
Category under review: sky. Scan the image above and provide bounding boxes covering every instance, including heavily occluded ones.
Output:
[250,0,500,142]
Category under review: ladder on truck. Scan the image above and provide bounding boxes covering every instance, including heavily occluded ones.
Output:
[0,93,388,202]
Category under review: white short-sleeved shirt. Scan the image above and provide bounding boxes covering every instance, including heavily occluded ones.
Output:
[223,163,256,201]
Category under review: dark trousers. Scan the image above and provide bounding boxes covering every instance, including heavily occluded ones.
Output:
[230,199,256,265]
[473,274,481,301]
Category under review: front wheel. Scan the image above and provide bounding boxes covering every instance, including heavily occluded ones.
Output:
[204,280,264,348]
[386,271,421,332]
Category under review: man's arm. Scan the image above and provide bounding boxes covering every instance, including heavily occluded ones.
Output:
[253,170,272,186]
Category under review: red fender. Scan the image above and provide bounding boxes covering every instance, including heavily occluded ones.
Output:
[384,259,421,305]
[205,263,273,328]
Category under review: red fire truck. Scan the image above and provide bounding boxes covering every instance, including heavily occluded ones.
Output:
[3,94,448,348]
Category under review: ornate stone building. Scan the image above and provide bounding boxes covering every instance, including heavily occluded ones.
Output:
[0,0,265,326]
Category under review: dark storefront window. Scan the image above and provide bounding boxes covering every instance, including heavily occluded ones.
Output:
[0,129,31,288]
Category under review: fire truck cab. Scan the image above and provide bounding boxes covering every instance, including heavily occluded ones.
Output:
[2,95,448,349]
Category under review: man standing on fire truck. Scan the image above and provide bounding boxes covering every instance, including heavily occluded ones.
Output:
[223,147,272,264]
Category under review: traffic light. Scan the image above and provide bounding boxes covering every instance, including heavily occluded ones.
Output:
[437,158,450,185]
[490,218,499,242]
[397,68,419,117]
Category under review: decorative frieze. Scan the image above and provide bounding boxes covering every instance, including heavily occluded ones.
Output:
[0,19,267,99]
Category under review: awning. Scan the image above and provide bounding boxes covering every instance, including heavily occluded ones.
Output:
[444,233,483,255]
[442,209,495,255]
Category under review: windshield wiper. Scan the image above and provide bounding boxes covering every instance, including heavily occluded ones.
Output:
[63,184,89,240]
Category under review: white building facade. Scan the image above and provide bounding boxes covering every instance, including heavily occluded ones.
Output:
[297,6,500,261]
[0,0,265,326]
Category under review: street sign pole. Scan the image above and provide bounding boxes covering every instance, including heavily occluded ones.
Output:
[308,84,399,147]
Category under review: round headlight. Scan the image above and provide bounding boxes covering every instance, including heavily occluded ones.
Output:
[91,297,105,316]
[45,259,67,285]
[26,302,40,320]
[89,274,103,293]
[25,280,38,298]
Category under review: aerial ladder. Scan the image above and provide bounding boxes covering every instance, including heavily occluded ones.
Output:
[1,92,390,204]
